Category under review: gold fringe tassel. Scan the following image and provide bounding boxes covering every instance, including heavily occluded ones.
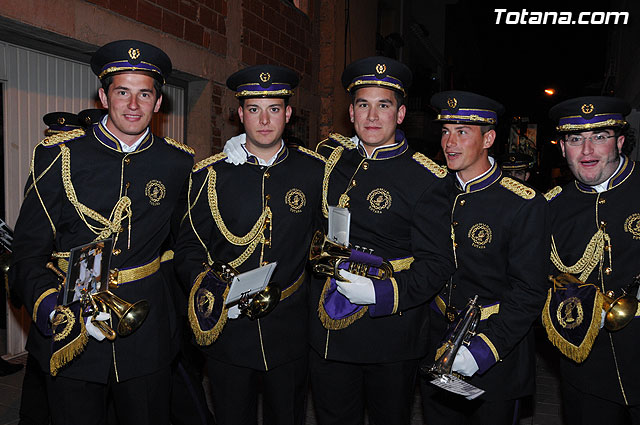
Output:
[50,318,89,376]
[317,277,368,330]
[188,269,230,346]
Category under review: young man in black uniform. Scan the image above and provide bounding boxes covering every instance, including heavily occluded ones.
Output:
[9,40,194,425]
[174,65,325,425]
[422,91,550,425]
[307,57,454,425]
[546,96,640,425]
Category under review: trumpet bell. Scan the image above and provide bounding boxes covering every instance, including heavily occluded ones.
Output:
[603,292,638,332]
[93,291,150,336]
[243,283,281,320]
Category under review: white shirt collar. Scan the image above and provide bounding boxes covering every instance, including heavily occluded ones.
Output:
[590,156,623,193]
[242,140,285,166]
[456,156,495,191]
[101,116,149,153]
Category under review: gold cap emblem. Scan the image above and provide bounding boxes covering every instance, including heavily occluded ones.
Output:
[57,117,65,125]
[581,103,594,114]
[128,48,141,60]
[447,97,458,109]
[375,63,386,74]
[260,72,271,83]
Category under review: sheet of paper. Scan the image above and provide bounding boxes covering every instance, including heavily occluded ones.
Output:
[328,206,350,247]
[429,375,485,400]
[225,262,277,305]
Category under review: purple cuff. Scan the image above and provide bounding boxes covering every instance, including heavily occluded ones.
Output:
[35,292,57,336]
[368,278,396,317]
[467,334,498,374]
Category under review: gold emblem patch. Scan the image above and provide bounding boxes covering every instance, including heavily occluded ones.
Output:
[581,103,594,114]
[447,97,458,109]
[128,48,141,60]
[260,72,271,83]
[52,306,75,342]
[145,180,166,206]
[468,223,492,249]
[285,188,306,213]
[196,288,215,318]
[624,213,640,239]
[375,63,386,74]
[557,296,584,329]
[367,188,392,213]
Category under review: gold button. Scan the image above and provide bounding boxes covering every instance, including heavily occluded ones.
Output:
[351,180,357,186]
[605,267,612,275]
[262,261,268,266]
[362,162,369,170]
[453,242,458,248]
[124,157,131,165]
[600,220,607,227]
[460,200,466,206]
[264,172,270,178]
[598,199,606,205]
[265,194,271,200]
[345,202,350,208]
[125,182,131,189]
[113,248,121,256]
[452,221,459,226]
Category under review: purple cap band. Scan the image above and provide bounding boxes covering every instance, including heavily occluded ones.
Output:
[100,60,162,78]
[439,108,497,122]
[558,113,624,127]
[236,82,292,92]
[352,74,403,87]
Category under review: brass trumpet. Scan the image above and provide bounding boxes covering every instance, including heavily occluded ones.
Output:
[602,289,638,332]
[309,231,393,281]
[211,261,280,320]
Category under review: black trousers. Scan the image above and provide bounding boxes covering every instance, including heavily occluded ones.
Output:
[206,355,308,425]
[47,365,171,425]
[420,382,519,425]
[309,349,419,425]
[19,354,50,425]
[170,347,215,425]
[561,381,640,425]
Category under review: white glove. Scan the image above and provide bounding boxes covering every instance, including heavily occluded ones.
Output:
[223,133,247,165]
[85,312,111,341]
[227,304,241,319]
[452,345,479,377]
[336,270,376,305]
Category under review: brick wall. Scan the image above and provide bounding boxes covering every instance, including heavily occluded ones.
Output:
[85,0,228,56]
[241,0,311,78]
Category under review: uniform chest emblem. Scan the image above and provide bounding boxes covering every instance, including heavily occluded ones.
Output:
[468,223,492,249]
[196,288,215,318]
[285,188,306,213]
[367,188,392,213]
[556,296,584,329]
[624,213,640,239]
[145,180,166,206]
[52,306,75,341]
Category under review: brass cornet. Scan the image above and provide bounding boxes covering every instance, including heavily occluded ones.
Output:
[308,231,393,281]
[210,261,281,320]
[602,288,638,332]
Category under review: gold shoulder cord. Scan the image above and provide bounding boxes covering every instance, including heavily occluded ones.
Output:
[30,146,63,238]
[206,167,271,268]
[59,145,132,255]
[550,194,611,282]
[321,146,345,218]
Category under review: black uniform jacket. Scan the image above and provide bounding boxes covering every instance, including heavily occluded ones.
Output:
[309,132,455,364]
[549,156,640,405]
[9,123,194,383]
[174,145,325,371]
[431,161,550,401]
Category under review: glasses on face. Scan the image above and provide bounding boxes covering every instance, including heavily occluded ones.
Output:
[564,133,616,147]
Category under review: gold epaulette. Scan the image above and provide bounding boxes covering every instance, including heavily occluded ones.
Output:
[412,153,447,178]
[40,129,85,147]
[296,146,326,163]
[544,186,562,201]
[328,133,357,150]
[164,137,195,156]
[500,177,536,200]
[193,152,227,172]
